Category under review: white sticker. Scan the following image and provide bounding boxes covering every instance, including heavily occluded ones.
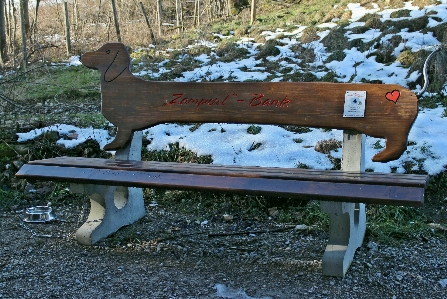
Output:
[343,91,366,117]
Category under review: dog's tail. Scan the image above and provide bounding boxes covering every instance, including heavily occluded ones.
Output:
[416,45,442,99]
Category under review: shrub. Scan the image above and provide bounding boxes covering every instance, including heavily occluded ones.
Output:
[143,142,212,164]
[321,27,349,52]
[215,41,250,62]
[397,49,417,67]
[256,40,281,60]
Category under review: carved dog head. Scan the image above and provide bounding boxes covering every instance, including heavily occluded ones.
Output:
[81,43,131,82]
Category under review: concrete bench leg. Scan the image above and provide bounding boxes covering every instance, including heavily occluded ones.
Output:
[320,201,366,276]
[320,130,366,276]
[70,131,145,245]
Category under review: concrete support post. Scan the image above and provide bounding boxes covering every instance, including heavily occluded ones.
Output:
[320,130,366,276]
[72,131,145,245]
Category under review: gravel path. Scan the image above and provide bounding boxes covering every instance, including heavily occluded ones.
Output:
[1,203,446,299]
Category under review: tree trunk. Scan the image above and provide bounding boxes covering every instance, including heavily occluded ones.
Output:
[111,0,121,42]
[64,1,71,55]
[194,0,200,27]
[19,0,26,70]
[156,0,162,36]
[250,0,256,24]
[139,2,155,45]
[73,0,79,31]
[95,0,102,36]
[29,0,39,43]
[0,0,7,64]
[8,0,17,69]
[20,0,29,37]
[175,0,182,33]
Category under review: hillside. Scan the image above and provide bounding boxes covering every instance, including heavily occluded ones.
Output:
[0,2,447,298]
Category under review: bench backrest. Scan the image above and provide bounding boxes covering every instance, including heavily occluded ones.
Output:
[81,43,419,163]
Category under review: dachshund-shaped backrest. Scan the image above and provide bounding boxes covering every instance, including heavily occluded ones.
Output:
[81,43,419,162]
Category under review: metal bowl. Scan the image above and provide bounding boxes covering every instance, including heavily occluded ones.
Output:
[23,206,56,223]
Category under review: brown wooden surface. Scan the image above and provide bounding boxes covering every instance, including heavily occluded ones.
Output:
[16,157,427,206]
[25,157,428,187]
[81,43,419,162]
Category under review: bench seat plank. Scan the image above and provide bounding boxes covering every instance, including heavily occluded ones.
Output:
[16,157,427,207]
[22,157,427,186]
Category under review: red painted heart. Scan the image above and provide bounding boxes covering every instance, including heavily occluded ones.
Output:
[385,90,400,103]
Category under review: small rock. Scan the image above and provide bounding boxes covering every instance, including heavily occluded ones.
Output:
[268,207,279,217]
[14,145,28,155]
[43,131,60,142]
[367,241,378,252]
[222,214,233,221]
[24,182,35,192]
[66,133,78,140]
[12,160,24,170]
[439,278,447,288]
[295,224,308,230]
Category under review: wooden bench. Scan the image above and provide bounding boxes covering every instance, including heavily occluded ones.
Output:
[16,43,429,277]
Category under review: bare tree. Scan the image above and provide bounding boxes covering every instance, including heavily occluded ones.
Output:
[139,2,155,45]
[157,0,162,35]
[250,0,256,24]
[7,0,17,68]
[20,0,29,37]
[73,0,79,31]
[194,0,200,27]
[19,0,27,70]
[0,0,7,64]
[31,0,40,39]
[64,1,71,55]
[111,0,121,42]
[176,0,182,33]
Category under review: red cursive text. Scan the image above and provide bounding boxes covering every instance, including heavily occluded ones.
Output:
[164,93,230,107]
[249,94,290,108]
[162,93,291,108]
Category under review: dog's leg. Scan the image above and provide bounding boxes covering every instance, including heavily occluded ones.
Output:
[104,127,133,150]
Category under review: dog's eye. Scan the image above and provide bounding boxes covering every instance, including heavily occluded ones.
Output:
[106,50,110,54]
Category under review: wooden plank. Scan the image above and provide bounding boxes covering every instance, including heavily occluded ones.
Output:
[25,157,428,187]
[81,43,419,162]
[16,164,424,206]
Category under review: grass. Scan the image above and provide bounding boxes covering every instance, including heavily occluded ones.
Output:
[0,189,19,210]
[0,65,100,104]
[366,205,437,244]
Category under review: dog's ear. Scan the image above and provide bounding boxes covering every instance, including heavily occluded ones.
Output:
[104,45,130,82]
